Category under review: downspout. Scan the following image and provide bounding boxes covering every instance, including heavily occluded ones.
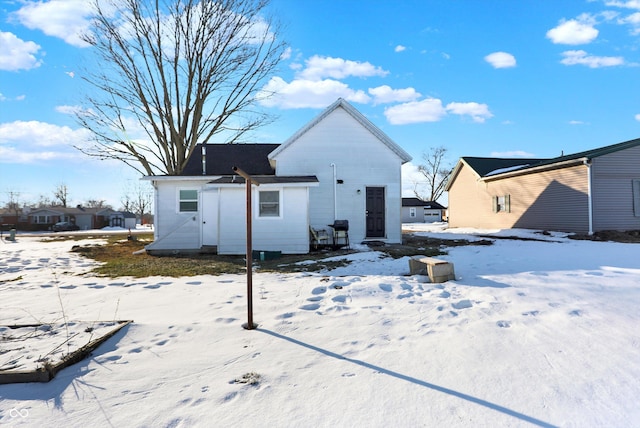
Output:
[330,163,337,221]
[152,180,159,241]
[584,159,594,235]
[201,145,207,175]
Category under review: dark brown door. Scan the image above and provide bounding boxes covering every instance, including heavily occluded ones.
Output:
[366,187,385,238]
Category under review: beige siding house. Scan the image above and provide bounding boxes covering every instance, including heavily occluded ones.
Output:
[446,138,640,234]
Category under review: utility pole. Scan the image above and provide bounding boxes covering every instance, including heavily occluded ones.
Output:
[232,166,260,330]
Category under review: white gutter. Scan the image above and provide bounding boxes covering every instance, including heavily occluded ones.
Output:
[584,159,594,235]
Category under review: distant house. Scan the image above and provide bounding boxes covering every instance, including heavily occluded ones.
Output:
[109,211,137,229]
[27,206,117,230]
[0,208,23,228]
[445,138,640,234]
[143,98,412,255]
[401,198,445,223]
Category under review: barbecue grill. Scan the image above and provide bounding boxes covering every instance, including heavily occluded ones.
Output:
[328,220,349,248]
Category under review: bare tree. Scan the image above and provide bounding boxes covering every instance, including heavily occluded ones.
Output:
[84,199,112,209]
[413,146,453,202]
[121,181,153,222]
[53,183,69,208]
[3,191,24,217]
[76,0,287,176]
[37,194,53,208]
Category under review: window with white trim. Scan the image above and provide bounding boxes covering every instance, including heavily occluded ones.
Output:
[35,215,50,224]
[493,194,511,213]
[259,190,280,217]
[179,189,198,212]
[409,207,416,218]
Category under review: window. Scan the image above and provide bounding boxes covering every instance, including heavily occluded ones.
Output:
[36,215,50,224]
[409,207,416,218]
[259,190,280,217]
[493,194,511,213]
[179,189,198,212]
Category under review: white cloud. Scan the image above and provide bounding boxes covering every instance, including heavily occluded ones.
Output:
[258,77,370,109]
[0,120,90,149]
[368,85,421,105]
[546,18,599,44]
[258,55,390,108]
[635,113,640,121]
[560,50,624,67]
[11,0,94,48]
[484,51,516,68]
[55,105,84,116]
[384,99,447,125]
[281,47,292,60]
[297,55,389,81]
[445,102,493,123]
[568,120,587,125]
[0,31,43,71]
[0,120,93,164]
[394,45,406,52]
[489,150,536,158]
[605,1,640,9]
[383,99,493,125]
[619,11,640,34]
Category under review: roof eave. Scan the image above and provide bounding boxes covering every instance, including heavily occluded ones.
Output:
[480,157,588,182]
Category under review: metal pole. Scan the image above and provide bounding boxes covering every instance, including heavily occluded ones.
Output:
[233,167,259,330]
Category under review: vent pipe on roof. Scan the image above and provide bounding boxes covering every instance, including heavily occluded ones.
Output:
[201,145,207,175]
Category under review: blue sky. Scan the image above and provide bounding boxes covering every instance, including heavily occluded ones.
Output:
[1,0,640,208]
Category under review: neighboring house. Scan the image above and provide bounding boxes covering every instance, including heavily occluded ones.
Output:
[28,206,117,230]
[445,138,640,234]
[144,98,412,255]
[401,198,445,223]
[109,211,137,229]
[0,209,22,227]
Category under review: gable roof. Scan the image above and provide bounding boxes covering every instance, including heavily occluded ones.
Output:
[447,137,640,189]
[460,157,546,178]
[268,98,412,164]
[181,144,279,176]
[402,198,446,209]
[28,206,115,216]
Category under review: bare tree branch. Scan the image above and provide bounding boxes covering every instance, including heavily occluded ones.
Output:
[414,146,453,202]
[76,0,286,176]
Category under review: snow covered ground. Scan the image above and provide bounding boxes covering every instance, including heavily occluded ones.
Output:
[1,224,639,427]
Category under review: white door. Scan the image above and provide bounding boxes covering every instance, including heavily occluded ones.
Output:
[201,189,218,246]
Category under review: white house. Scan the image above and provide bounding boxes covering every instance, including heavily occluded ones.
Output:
[143,98,412,255]
[401,198,445,223]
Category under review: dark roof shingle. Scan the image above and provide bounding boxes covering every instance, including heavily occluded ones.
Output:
[181,144,279,176]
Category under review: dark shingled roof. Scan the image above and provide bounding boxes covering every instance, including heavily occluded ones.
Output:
[209,176,318,184]
[402,198,446,210]
[181,143,280,176]
[461,157,546,177]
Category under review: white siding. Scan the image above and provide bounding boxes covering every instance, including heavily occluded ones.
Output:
[149,179,209,250]
[272,107,403,243]
[218,185,309,254]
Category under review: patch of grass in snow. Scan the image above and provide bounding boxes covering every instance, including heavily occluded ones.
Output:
[71,237,246,277]
[67,232,491,278]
